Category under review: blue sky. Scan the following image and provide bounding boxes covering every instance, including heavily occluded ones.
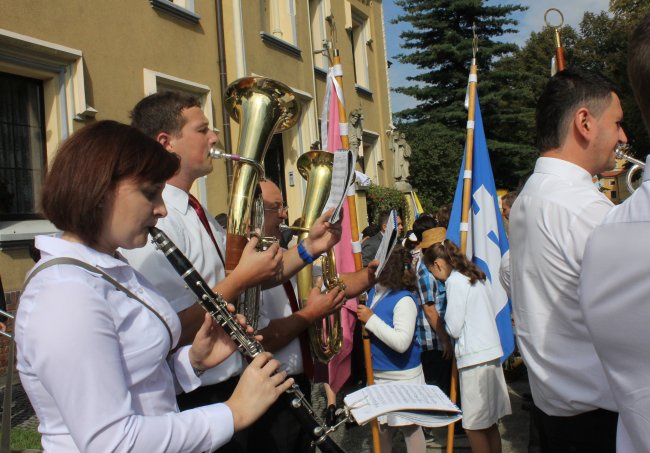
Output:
[383,0,611,114]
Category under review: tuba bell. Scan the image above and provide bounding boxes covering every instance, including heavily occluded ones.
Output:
[219,76,301,328]
[615,144,645,193]
[285,150,345,363]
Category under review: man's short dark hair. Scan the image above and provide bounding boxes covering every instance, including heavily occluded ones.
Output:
[629,13,650,134]
[42,121,179,247]
[536,68,621,152]
[130,91,201,139]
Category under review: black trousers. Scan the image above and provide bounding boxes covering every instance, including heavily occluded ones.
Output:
[177,375,249,453]
[532,405,618,453]
[421,349,452,397]
[246,373,314,453]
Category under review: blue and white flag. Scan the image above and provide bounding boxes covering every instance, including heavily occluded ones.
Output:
[447,92,515,363]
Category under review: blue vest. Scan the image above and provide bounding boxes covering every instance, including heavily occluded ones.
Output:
[368,288,421,371]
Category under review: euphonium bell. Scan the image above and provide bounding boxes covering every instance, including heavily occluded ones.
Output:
[224,77,301,271]
[222,76,301,328]
[290,150,345,363]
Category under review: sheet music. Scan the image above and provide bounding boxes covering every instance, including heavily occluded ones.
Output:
[324,150,355,224]
[373,209,399,277]
[343,383,461,426]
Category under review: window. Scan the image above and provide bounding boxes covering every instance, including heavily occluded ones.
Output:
[0,73,46,220]
[310,0,331,71]
[0,28,92,245]
[348,10,371,91]
[149,0,200,24]
[260,0,300,57]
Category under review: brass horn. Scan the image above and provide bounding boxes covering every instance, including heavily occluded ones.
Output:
[285,150,344,363]
[615,144,645,193]
[221,76,301,327]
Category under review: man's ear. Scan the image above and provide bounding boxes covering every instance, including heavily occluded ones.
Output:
[574,107,592,141]
[156,132,173,151]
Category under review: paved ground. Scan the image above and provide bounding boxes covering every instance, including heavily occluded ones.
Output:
[1,374,533,452]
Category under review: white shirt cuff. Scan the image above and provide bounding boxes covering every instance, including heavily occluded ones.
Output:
[196,403,235,451]
[170,345,203,393]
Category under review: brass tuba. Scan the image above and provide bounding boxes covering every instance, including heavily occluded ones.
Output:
[219,76,301,327]
[287,150,345,363]
[615,144,646,193]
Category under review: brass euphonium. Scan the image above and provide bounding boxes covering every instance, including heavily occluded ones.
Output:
[219,76,301,327]
[288,150,345,363]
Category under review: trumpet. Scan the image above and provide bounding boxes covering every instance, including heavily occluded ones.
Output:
[615,144,646,193]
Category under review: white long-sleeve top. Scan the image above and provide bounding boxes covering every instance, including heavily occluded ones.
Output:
[365,286,421,380]
[444,271,502,369]
[579,155,650,452]
[16,236,233,452]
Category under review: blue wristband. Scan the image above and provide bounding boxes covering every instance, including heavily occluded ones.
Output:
[297,240,316,264]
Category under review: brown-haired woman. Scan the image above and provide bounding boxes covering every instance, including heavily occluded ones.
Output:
[16,120,292,452]
[423,240,511,453]
[356,245,426,453]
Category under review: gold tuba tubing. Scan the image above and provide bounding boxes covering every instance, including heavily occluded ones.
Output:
[223,77,301,328]
[293,151,344,363]
[224,77,301,273]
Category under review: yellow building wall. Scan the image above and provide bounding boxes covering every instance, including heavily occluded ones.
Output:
[0,0,228,291]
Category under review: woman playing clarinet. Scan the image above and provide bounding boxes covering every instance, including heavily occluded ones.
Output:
[15,120,293,452]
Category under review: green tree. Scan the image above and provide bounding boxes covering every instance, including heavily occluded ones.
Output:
[485,25,582,189]
[574,4,650,154]
[392,0,526,206]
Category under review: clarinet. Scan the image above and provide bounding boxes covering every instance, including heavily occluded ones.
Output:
[149,227,346,453]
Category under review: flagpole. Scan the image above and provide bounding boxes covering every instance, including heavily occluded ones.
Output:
[447,35,479,453]
[545,8,566,74]
[331,49,382,453]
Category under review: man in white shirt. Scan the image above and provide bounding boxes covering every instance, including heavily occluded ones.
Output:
[250,179,379,452]
[509,68,627,452]
[123,92,343,452]
[579,15,650,452]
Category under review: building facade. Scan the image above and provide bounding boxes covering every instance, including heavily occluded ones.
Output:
[0,0,395,342]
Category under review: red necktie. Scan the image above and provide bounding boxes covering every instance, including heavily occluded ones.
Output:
[187,194,225,267]
[282,281,314,379]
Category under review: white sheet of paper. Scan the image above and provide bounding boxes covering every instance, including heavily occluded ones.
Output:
[343,383,461,426]
[373,209,399,277]
[324,150,354,224]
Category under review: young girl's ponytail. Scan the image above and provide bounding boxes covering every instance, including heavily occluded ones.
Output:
[424,240,486,284]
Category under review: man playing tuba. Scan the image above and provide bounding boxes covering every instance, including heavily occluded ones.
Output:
[122,91,344,452]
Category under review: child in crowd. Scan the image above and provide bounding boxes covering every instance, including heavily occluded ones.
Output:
[423,240,511,453]
[356,246,425,453]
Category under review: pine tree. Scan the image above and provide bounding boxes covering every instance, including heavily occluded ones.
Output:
[392,0,526,206]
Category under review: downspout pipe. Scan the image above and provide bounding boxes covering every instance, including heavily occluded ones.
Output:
[215,0,233,191]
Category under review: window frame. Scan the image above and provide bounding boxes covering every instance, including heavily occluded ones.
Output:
[0,28,93,247]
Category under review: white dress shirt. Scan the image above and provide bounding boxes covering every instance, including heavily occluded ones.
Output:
[579,155,650,452]
[16,236,233,452]
[509,157,615,416]
[122,184,245,386]
[257,276,304,375]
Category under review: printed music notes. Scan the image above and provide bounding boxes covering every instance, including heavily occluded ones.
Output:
[324,150,355,224]
[373,209,399,277]
[343,383,462,427]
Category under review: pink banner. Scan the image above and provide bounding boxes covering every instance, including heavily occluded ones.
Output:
[325,72,358,393]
